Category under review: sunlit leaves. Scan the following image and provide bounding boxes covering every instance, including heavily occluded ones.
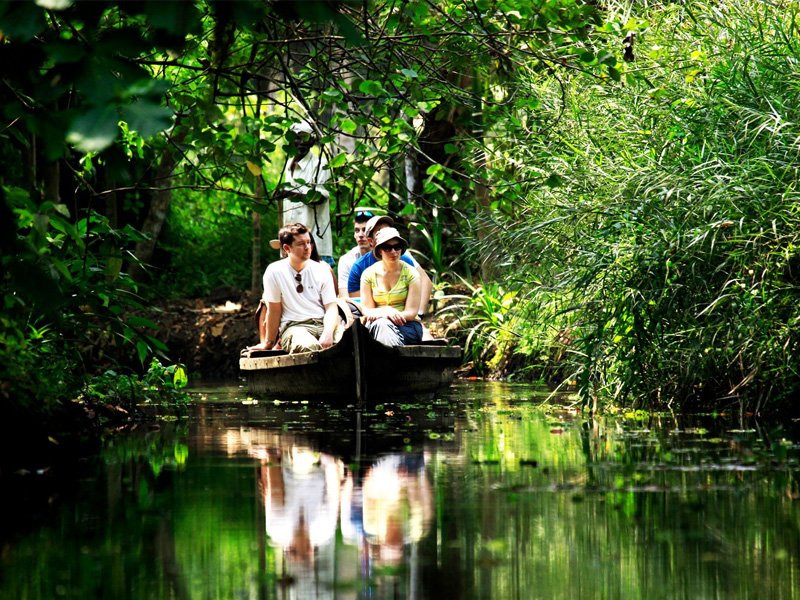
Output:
[481,0,800,411]
[339,119,358,134]
[245,161,262,177]
[358,80,386,96]
[328,152,348,168]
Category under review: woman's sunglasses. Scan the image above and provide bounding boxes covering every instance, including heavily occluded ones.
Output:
[381,243,404,252]
[295,272,303,293]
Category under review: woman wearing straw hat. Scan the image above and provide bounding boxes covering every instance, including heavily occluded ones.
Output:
[359,227,423,347]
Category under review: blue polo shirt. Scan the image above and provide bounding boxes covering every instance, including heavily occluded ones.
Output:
[347,252,416,294]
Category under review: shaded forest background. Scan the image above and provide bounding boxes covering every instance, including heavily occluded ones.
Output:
[2,0,800,421]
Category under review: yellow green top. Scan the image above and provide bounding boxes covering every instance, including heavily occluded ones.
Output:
[362,262,419,311]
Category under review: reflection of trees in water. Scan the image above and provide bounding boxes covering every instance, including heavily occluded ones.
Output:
[9,389,799,600]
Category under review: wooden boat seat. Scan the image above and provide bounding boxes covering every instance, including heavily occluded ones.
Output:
[242,339,453,358]
[240,348,289,358]
[416,339,453,346]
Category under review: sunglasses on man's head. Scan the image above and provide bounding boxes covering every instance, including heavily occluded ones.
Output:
[295,272,304,293]
[355,210,374,218]
[382,243,404,252]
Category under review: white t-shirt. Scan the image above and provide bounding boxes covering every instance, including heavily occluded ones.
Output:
[337,246,367,291]
[263,258,336,329]
[282,152,332,257]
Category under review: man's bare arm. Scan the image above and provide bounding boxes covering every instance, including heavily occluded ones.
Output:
[319,302,339,348]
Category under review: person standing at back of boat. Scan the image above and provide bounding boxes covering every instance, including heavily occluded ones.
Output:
[280,120,335,268]
[261,223,342,353]
[360,227,423,347]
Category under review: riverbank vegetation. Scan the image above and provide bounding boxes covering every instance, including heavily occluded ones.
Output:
[2,0,799,424]
[460,0,800,414]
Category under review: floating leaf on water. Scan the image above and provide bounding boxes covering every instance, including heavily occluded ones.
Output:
[684,427,709,435]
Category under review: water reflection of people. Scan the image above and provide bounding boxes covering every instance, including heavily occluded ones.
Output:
[341,453,434,593]
[259,445,343,599]
[247,430,434,599]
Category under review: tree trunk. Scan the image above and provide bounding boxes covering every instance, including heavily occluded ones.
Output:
[250,176,264,299]
[129,135,184,281]
[469,77,497,281]
[42,160,60,203]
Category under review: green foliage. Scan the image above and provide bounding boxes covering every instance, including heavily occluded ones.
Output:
[102,426,190,477]
[469,0,800,413]
[1,186,172,411]
[0,1,182,158]
[442,279,520,373]
[9,0,799,417]
[153,189,277,298]
[0,319,79,415]
[83,358,189,410]
[411,207,452,283]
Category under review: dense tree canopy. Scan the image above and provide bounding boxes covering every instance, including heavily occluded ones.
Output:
[2,0,800,416]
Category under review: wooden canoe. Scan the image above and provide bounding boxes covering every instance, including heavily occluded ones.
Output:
[239,320,462,403]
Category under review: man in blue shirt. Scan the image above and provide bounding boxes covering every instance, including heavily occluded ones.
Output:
[347,215,431,316]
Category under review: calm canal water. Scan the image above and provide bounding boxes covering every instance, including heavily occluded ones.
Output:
[2,381,800,599]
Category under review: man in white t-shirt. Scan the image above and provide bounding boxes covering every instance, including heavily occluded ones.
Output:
[260,223,342,353]
[280,121,334,267]
[336,209,373,297]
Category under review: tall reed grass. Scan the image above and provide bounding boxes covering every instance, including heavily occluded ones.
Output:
[466,0,800,414]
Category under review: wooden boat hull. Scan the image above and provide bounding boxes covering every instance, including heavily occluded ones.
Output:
[239,321,462,402]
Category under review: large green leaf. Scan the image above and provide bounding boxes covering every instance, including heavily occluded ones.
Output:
[0,2,46,41]
[120,101,174,138]
[66,107,120,153]
[144,0,200,36]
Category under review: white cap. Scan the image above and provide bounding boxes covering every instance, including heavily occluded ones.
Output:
[290,120,314,134]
